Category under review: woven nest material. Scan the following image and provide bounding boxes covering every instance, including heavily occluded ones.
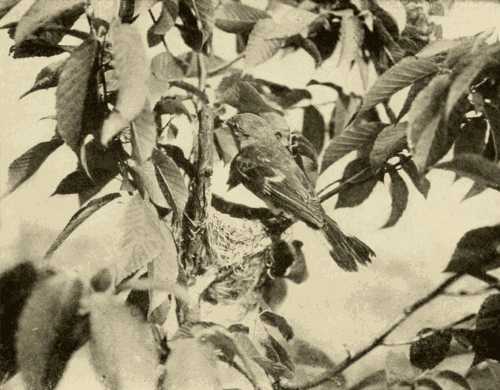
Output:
[205,207,289,304]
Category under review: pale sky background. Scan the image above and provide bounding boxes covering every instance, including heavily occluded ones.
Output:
[1,1,500,389]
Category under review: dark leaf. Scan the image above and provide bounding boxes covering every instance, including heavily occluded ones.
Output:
[14,0,84,45]
[215,1,269,34]
[370,122,408,168]
[462,182,488,202]
[152,148,189,221]
[21,59,66,98]
[454,117,488,157]
[260,311,294,341]
[435,154,500,191]
[383,169,409,228]
[56,39,98,151]
[45,193,121,258]
[285,240,308,284]
[410,329,452,370]
[216,73,276,113]
[88,295,158,390]
[155,96,191,118]
[444,224,500,275]
[191,0,214,45]
[269,239,296,279]
[321,121,385,172]
[402,159,430,197]
[4,137,63,196]
[0,262,39,380]
[16,275,87,390]
[471,294,500,364]
[52,170,95,195]
[336,159,378,209]
[177,0,205,52]
[359,56,440,114]
[261,334,294,375]
[302,106,325,153]
[485,102,500,161]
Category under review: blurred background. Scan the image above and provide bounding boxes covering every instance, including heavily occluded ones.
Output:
[1,0,500,388]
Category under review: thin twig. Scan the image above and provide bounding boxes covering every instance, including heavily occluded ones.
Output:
[280,273,464,390]
[207,54,245,77]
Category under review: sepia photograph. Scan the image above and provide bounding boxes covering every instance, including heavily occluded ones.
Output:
[1,0,500,389]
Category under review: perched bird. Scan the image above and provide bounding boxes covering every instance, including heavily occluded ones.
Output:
[226,113,375,271]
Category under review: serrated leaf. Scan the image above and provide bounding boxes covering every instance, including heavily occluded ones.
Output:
[17,275,87,390]
[0,0,21,20]
[416,36,476,59]
[407,74,451,172]
[216,74,275,113]
[21,59,66,98]
[110,21,148,122]
[45,193,121,258]
[244,18,282,67]
[164,337,221,390]
[470,294,500,363]
[402,159,430,197]
[370,122,408,168]
[56,39,98,151]
[14,0,84,45]
[260,311,294,341]
[302,106,325,153]
[444,224,500,275]
[445,53,491,120]
[153,148,188,220]
[435,154,500,191]
[4,137,63,196]
[383,170,409,228]
[52,170,95,195]
[359,56,440,114]
[0,262,39,380]
[410,329,452,370]
[398,76,433,121]
[336,159,378,209]
[321,121,385,172]
[89,295,158,390]
[131,160,170,209]
[215,1,269,33]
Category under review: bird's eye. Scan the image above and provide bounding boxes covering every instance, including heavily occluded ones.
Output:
[275,132,282,140]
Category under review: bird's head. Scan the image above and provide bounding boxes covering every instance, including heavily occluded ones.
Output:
[226,113,280,147]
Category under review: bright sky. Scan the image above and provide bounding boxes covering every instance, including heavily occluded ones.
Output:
[1,1,500,388]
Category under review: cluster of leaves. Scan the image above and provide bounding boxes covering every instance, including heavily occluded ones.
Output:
[2,0,500,388]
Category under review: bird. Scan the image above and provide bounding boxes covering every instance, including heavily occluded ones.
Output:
[226,113,375,271]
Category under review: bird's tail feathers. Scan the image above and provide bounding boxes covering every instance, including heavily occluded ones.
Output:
[322,215,375,272]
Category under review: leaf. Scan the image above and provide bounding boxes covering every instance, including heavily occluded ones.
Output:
[383,170,409,228]
[4,137,63,196]
[302,106,325,153]
[398,75,433,121]
[445,53,491,120]
[359,56,440,114]
[214,126,239,164]
[444,224,500,275]
[410,329,452,370]
[215,1,269,34]
[0,262,39,381]
[110,21,148,122]
[89,295,158,390]
[244,18,282,67]
[150,49,187,82]
[402,159,430,197]
[469,294,500,364]
[370,122,408,168]
[321,121,385,172]
[0,0,21,20]
[52,170,95,195]
[45,193,121,258]
[131,160,170,209]
[407,74,451,172]
[164,337,221,390]
[17,275,87,390]
[260,311,294,341]
[336,159,378,209]
[153,148,189,220]
[56,39,98,151]
[485,102,500,161]
[191,0,214,44]
[216,74,276,113]
[338,12,364,70]
[454,117,488,157]
[433,371,471,390]
[154,0,179,35]
[14,0,84,45]
[21,59,66,98]
[131,104,157,163]
[155,96,191,118]
[435,154,500,191]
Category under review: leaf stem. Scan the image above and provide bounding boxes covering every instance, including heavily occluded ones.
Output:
[280,273,464,390]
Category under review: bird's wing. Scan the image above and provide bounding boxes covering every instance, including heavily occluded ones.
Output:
[234,145,324,228]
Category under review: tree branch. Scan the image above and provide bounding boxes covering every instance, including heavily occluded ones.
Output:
[280,273,464,390]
